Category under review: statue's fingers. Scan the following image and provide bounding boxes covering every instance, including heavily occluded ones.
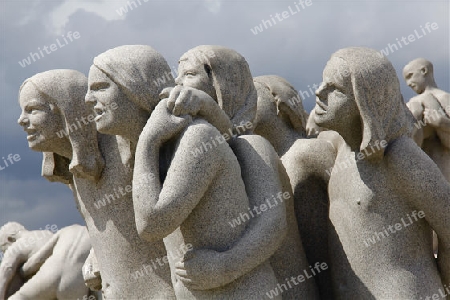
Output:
[177,276,202,290]
[159,87,174,100]
[167,86,183,112]
[174,261,185,270]
[173,89,192,116]
[175,269,188,277]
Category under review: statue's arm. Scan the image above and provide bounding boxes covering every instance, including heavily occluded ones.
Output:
[0,244,28,299]
[174,135,287,291]
[167,86,234,137]
[406,100,425,146]
[20,233,59,279]
[219,136,288,280]
[133,120,224,242]
[389,136,450,285]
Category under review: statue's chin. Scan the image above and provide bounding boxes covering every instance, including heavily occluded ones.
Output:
[28,140,48,153]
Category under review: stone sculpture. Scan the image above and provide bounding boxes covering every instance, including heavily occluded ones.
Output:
[80,45,179,299]
[403,58,450,257]
[17,69,103,185]
[14,43,450,300]
[305,109,325,137]
[152,45,319,299]
[253,75,335,299]
[403,58,450,181]
[132,48,284,299]
[0,222,92,300]
[17,63,175,299]
[314,47,450,298]
[253,75,308,154]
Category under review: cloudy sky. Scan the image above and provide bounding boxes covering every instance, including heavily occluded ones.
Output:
[0,0,448,231]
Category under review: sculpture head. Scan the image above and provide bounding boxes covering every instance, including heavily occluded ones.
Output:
[18,70,104,183]
[176,45,257,131]
[86,45,174,137]
[315,47,414,160]
[403,58,437,94]
[253,75,307,136]
[0,222,26,253]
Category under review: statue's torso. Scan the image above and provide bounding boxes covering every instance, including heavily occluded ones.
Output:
[328,144,442,299]
[73,134,174,300]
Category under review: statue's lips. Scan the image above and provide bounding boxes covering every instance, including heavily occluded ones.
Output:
[27,133,38,141]
[315,101,327,115]
[94,107,105,121]
[24,129,38,141]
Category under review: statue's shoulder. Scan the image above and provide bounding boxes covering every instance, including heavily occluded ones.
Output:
[235,134,278,158]
[317,130,344,153]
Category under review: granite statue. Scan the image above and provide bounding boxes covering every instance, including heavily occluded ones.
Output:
[155,45,319,299]
[314,47,450,299]
[0,222,92,300]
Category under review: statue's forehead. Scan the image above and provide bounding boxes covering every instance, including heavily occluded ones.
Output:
[88,65,109,79]
[323,57,351,87]
[19,82,43,101]
[404,60,424,72]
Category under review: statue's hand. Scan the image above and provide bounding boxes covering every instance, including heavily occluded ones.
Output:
[175,249,235,291]
[167,86,211,117]
[141,98,192,144]
[423,108,446,127]
[83,250,102,291]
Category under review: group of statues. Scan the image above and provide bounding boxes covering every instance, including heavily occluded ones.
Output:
[0,45,449,299]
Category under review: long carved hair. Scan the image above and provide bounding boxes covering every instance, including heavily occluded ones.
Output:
[19,69,104,184]
[331,47,415,161]
[179,45,257,132]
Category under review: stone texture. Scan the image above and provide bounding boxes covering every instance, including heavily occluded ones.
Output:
[253,75,335,299]
[15,44,450,300]
[403,58,450,258]
[403,58,450,182]
[0,222,92,300]
[77,45,176,299]
[152,45,319,299]
[314,47,450,299]
[306,109,326,137]
[133,45,282,299]
[17,59,176,299]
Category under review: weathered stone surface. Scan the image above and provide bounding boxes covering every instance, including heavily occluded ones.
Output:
[403,58,450,181]
[0,222,92,300]
[152,45,319,299]
[133,45,283,299]
[254,75,334,299]
[314,47,450,299]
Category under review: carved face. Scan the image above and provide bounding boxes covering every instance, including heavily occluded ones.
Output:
[85,65,142,135]
[0,235,16,252]
[18,83,65,152]
[314,57,360,132]
[175,56,217,102]
[403,62,427,94]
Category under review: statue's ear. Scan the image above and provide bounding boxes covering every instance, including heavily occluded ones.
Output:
[420,66,428,75]
[204,64,212,77]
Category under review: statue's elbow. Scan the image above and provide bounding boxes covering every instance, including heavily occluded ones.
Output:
[136,217,168,243]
